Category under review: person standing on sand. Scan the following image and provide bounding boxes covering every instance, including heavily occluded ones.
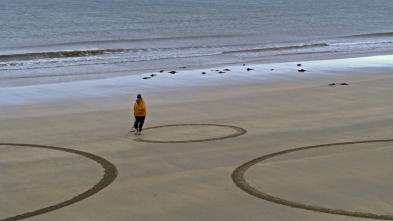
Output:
[133,94,146,135]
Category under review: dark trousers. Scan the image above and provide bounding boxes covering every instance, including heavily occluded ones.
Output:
[134,116,146,131]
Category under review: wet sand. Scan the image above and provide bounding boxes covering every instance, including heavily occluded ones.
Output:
[1,55,393,220]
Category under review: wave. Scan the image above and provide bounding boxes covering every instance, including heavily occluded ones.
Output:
[329,41,393,46]
[0,45,221,62]
[0,51,224,71]
[1,39,391,71]
[65,34,243,44]
[0,49,122,62]
[0,42,331,71]
[7,40,386,63]
[1,34,243,50]
[222,43,329,54]
[342,32,393,38]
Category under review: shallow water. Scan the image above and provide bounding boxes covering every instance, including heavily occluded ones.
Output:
[1,55,392,107]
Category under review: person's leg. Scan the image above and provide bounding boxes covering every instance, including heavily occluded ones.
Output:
[138,116,146,132]
[134,117,140,133]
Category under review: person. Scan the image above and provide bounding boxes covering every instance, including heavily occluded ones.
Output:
[133,94,146,135]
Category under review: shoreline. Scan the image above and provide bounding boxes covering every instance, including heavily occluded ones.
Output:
[2,51,393,88]
[0,54,392,107]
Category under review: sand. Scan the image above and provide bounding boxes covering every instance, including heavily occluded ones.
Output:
[1,55,393,220]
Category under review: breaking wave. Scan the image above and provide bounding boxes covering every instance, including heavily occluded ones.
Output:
[1,39,392,71]
[222,43,329,54]
[342,31,393,38]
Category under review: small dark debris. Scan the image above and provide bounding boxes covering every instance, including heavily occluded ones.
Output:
[223,69,231,71]
[159,70,164,73]
[202,72,206,75]
[150,74,157,77]
[247,68,254,71]
[298,69,306,72]
[168,71,176,74]
[328,82,349,86]
[143,77,151,80]
[297,64,302,66]
[218,71,225,74]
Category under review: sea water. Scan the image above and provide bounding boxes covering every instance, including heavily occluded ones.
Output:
[1,0,393,86]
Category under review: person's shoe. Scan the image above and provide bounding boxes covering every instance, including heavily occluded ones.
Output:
[138,132,142,135]
[134,129,139,135]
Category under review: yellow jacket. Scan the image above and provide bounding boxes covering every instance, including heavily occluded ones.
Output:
[134,98,146,117]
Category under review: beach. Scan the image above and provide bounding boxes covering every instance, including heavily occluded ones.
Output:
[1,55,393,220]
[2,0,393,219]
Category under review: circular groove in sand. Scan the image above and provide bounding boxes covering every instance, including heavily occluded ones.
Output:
[0,143,118,221]
[232,139,393,220]
[127,124,247,143]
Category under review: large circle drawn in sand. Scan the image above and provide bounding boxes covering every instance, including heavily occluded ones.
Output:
[232,139,393,220]
[128,124,247,143]
[0,143,118,221]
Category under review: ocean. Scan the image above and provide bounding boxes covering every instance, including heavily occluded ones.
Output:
[1,0,393,87]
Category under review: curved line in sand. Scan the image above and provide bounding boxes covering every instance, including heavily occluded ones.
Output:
[0,143,118,221]
[127,124,247,143]
[232,139,393,220]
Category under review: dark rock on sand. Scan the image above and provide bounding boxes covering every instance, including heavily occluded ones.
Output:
[247,68,254,71]
[150,74,157,77]
[298,69,306,72]
[297,64,302,66]
[202,72,206,75]
[143,77,151,79]
[328,83,348,86]
[168,71,176,74]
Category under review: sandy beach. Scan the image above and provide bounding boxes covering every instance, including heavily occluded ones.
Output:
[1,55,393,220]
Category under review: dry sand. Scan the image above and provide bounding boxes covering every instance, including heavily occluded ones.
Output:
[1,56,393,220]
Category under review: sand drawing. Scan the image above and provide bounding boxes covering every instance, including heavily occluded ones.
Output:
[1,124,246,220]
[127,124,247,143]
[232,139,393,220]
[0,143,118,221]
[3,129,393,220]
